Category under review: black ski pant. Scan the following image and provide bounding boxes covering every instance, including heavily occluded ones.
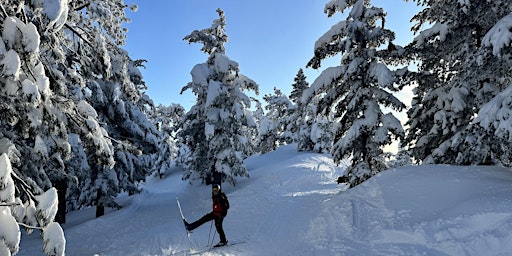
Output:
[188,212,227,242]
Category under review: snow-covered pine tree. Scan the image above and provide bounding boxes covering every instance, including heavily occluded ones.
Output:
[151,103,185,178]
[85,59,160,203]
[289,68,309,104]
[263,87,294,145]
[0,8,68,199]
[285,69,309,144]
[0,153,66,256]
[287,68,334,152]
[448,9,512,166]
[31,0,119,220]
[296,101,316,151]
[0,153,20,255]
[0,2,70,254]
[245,97,261,154]
[253,100,277,154]
[178,9,258,185]
[310,115,333,153]
[54,1,163,217]
[401,0,512,164]
[305,0,405,187]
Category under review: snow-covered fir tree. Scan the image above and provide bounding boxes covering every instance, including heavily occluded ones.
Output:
[285,68,318,152]
[54,1,163,217]
[401,0,512,165]
[151,103,185,178]
[304,0,405,187]
[0,8,68,199]
[37,1,118,220]
[0,3,161,254]
[448,9,512,166]
[245,97,262,154]
[289,68,309,104]
[296,103,316,151]
[253,100,278,154]
[0,1,77,254]
[263,87,294,145]
[82,58,160,216]
[310,115,333,153]
[284,69,309,144]
[0,153,22,255]
[178,9,258,185]
[0,153,65,256]
[286,69,334,152]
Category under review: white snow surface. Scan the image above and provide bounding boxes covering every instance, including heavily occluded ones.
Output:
[18,144,512,255]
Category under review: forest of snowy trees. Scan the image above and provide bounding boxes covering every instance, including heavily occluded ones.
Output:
[0,0,511,255]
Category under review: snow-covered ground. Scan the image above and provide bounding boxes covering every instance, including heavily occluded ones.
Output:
[18,144,512,255]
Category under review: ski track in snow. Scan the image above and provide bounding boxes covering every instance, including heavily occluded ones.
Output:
[17,144,512,255]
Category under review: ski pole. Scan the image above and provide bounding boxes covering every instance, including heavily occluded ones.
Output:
[210,227,217,249]
[207,219,214,247]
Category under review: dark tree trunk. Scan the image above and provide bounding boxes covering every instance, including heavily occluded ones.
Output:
[207,170,222,186]
[96,189,105,218]
[54,179,67,224]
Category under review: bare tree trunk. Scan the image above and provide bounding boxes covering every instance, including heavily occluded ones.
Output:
[96,189,105,218]
[54,179,67,224]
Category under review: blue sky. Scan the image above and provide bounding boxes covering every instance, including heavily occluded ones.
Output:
[123,1,422,110]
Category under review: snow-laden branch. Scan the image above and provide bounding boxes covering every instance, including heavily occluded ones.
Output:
[0,202,20,207]
[18,222,43,230]
[483,12,512,56]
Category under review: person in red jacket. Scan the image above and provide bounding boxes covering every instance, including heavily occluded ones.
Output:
[184,184,230,247]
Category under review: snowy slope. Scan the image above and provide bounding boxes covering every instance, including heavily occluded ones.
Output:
[18,144,512,255]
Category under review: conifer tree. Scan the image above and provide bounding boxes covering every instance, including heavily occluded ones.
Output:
[151,103,185,178]
[264,87,294,145]
[305,0,405,187]
[253,100,277,154]
[289,68,309,104]
[178,9,258,185]
[0,2,74,253]
[285,69,310,145]
[56,0,160,217]
[0,0,160,221]
[0,1,162,252]
[448,9,512,166]
[402,0,512,164]
[296,102,316,151]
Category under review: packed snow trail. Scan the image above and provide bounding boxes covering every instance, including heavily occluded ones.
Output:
[17,144,512,255]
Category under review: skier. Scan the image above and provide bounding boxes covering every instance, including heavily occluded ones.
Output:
[184,184,230,247]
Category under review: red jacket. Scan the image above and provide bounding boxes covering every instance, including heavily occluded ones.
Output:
[212,192,229,217]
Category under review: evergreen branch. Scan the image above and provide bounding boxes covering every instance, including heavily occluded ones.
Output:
[104,134,122,145]
[10,170,38,203]
[64,23,93,47]
[0,202,20,206]
[18,222,43,230]
[74,2,91,11]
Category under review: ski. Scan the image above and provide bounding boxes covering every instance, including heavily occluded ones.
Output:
[176,196,193,248]
[211,241,246,249]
